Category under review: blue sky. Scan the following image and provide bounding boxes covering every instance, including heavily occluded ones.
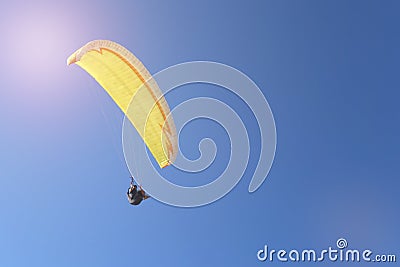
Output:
[0,0,399,266]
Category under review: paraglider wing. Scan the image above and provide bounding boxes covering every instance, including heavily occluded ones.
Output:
[67,40,177,168]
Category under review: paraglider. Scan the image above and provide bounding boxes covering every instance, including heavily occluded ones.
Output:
[67,40,178,205]
[127,177,150,205]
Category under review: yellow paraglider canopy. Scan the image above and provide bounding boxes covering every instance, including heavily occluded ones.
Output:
[67,40,177,168]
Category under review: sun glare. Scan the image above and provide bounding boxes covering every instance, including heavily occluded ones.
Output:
[4,6,75,86]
